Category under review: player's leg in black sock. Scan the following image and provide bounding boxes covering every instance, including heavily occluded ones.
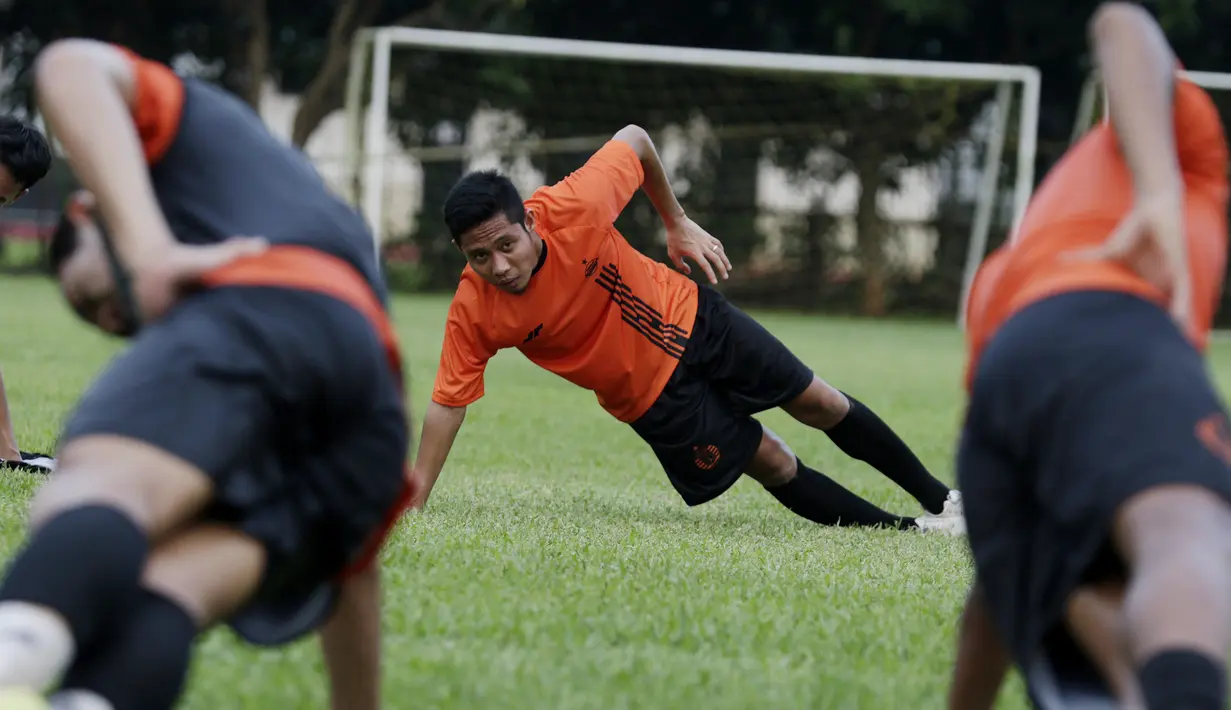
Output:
[765,458,917,529]
[52,588,198,710]
[745,429,915,529]
[1138,650,1224,710]
[0,505,148,691]
[821,393,950,513]
[1114,487,1231,710]
[780,380,950,514]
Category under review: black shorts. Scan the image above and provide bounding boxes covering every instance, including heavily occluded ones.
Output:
[959,290,1231,701]
[60,286,409,647]
[630,286,815,505]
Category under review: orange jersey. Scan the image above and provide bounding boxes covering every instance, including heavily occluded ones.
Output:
[432,140,699,422]
[964,76,1229,389]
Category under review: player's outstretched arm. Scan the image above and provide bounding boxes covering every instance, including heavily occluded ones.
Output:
[409,401,468,509]
[321,563,382,710]
[0,367,21,461]
[611,125,731,282]
[33,40,177,267]
[1090,2,1183,197]
[611,125,685,230]
[1075,3,1195,328]
[948,585,1010,710]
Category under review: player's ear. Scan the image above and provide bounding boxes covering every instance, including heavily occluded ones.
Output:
[524,210,535,235]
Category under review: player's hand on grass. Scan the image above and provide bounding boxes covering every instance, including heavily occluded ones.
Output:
[134,237,269,321]
[1064,187,1193,331]
[666,216,732,284]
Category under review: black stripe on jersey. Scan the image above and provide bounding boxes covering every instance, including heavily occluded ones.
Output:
[595,264,689,359]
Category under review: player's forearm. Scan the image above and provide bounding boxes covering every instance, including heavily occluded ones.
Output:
[34,40,175,262]
[948,585,1010,710]
[411,401,467,506]
[321,564,382,710]
[0,367,20,460]
[1090,3,1183,196]
[612,125,686,229]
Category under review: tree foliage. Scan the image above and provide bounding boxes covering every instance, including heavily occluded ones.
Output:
[3,0,1222,315]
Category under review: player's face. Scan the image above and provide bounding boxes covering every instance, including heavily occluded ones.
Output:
[457,213,541,294]
[55,197,134,336]
[0,164,28,207]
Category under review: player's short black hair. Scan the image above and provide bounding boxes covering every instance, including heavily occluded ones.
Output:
[0,116,52,190]
[47,211,78,273]
[442,170,526,244]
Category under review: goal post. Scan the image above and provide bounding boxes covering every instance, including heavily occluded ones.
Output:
[1072,69,1231,140]
[344,27,1040,322]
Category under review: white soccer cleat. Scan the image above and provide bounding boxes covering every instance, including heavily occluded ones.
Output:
[915,490,966,536]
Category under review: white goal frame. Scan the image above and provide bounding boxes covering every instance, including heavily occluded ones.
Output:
[344,27,1041,325]
[1072,69,1231,142]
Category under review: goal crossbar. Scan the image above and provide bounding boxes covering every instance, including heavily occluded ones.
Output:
[1073,69,1231,144]
[345,27,1042,316]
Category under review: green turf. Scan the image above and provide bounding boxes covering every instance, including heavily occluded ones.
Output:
[4,275,1231,709]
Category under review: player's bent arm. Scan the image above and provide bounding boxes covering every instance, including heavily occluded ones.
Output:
[410,401,468,508]
[611,125,686,230]
[321,563,382,710]
[948,584,1010,710]
[1090,2,1183,196]
[34,40,176,265]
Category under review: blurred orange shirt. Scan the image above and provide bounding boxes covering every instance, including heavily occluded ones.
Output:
[432,141,699,422]
[964,75,1229,390]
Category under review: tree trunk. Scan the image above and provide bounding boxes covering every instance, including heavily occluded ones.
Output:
[854,154,887,317]
[291,0,511,148]
[802,202,833,308]
[221,0,268,109]
[290,0,386,148]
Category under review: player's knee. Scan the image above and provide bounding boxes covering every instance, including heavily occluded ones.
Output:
[36,437,214,538]
[745,429,797,487]
[782,377,849,429]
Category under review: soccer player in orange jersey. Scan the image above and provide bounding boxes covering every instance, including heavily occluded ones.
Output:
[949,4,1231,709]
[410,124,965,534]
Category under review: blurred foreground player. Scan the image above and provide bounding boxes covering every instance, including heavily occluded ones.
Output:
[411,123,963,533]
[0,41,410,710]
[950,4,1231,709]
[0,116,55,474]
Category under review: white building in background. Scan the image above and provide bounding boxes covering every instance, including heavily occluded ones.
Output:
[257,79,420,237]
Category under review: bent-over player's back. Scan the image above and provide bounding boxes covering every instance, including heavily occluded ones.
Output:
[964,75,1229,385]
[123,49,383,298]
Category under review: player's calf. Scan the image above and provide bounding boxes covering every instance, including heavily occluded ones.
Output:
[0,436,213,696]
[746,427,917,530]
[1066,581,1143,709]
[1112,485,1231,710]
[782,376,953,515]
[48,525,266,710]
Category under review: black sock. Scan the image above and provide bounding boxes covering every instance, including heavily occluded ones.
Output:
[766,459,917,530]
[61,588,198,710]
[0,505,148,647]
[824,393,950,513]
[1139,649,1225,710]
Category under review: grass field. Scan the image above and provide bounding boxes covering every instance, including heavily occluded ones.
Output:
[4,276,1231,709]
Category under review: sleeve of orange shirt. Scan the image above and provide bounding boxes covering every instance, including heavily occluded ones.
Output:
[536,140,645,226]
[112,46,185,165]
[1172,77,1229,187]
[431,282,497,407]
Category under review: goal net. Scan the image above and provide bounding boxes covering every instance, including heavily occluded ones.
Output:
[343,28,1040,321]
